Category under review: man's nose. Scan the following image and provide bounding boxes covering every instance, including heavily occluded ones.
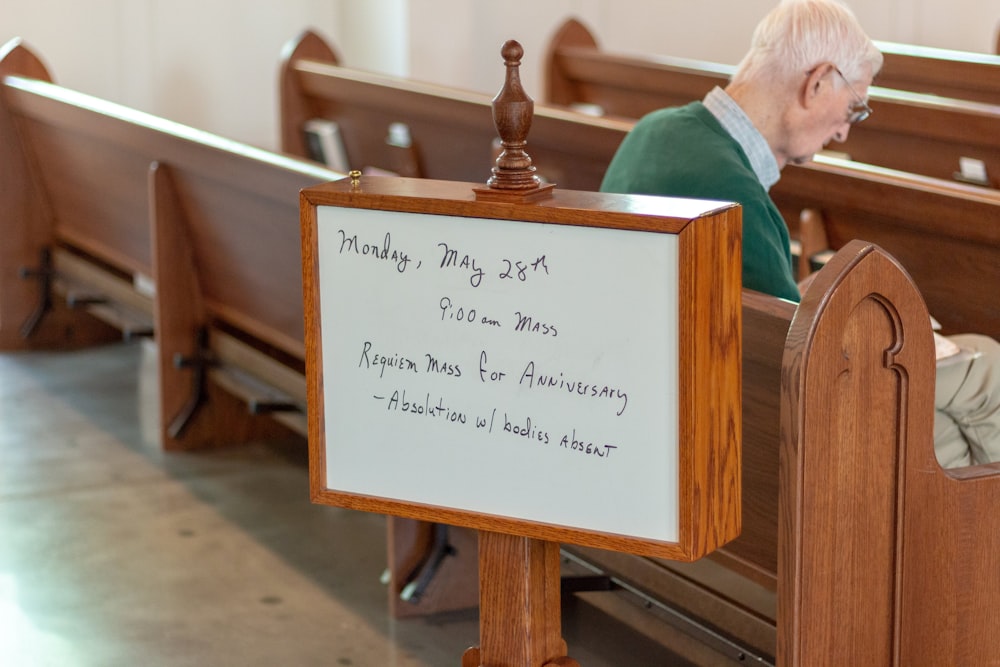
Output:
[832,121,851,144]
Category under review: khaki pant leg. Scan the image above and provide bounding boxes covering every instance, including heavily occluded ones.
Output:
[935,333,1000,467]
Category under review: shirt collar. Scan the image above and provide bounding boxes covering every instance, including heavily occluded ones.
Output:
[703,86,781,191]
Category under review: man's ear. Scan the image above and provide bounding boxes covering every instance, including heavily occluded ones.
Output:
[802,63,835,109]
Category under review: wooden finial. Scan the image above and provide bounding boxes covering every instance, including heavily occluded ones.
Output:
[474,40,555,202]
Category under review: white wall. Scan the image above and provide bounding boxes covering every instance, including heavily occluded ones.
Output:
[2,0,997,151]
[1,0,339,150]
[406,0,1000,100]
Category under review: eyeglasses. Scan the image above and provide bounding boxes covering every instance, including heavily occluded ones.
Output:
[833,67,872,124]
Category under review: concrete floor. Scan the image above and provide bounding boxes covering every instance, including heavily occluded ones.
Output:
[0,341,701,667]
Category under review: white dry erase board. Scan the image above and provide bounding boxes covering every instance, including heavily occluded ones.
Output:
[301,177,742,561]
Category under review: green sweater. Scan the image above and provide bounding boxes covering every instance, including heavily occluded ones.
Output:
[600,103,800,302]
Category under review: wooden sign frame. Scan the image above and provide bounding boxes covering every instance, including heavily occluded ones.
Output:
[301,175,741,562]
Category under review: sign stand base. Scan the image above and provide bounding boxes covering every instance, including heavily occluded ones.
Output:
[461,531,580,667]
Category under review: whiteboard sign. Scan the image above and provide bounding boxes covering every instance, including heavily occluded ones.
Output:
[302,177,742,560]
[316,204,680,542]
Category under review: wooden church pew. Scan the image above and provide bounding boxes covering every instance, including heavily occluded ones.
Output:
[1,38,158,349]
[576,228,998,662]
[544,17,1000,189]
[616,238,1000,666]
[0,37,342,450]
[558,286,795,663]
[278,31,1000,663]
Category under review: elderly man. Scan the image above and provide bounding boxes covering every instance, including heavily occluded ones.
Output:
[601,0,1000,468]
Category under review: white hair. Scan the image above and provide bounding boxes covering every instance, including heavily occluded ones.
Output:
[732,0,883,88]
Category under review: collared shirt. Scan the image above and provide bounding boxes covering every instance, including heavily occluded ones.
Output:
[703,86,780,191]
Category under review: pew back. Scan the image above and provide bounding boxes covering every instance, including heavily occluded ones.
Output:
[774,156,1000,340]
[150,146,334,359]
[280,30,631,192]
[149,149,337,445]
[874,40,1000,105]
